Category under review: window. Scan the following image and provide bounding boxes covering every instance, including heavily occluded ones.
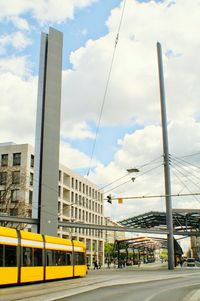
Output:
[0,245,3,266]
[12,171,20,184]
[1,154,8,167]
[46,249,53,266]
[10,208,18,216]
[74,252,85,265]
[46,250,71,266]
[30,172,33,186]
[58,186,61,197]
[55,250,66,265]
[5,245,17,266]
[30,154,34,168]
[33,248,42,266]
[22,247,32,266]
[66,252,72,265]
[29,190,33,204]
[11,189,20,202]
[0,172,7,185]
[71,177,74,188]
[13,153,21,166]
[0,190,6,202]
[59,170,61,182]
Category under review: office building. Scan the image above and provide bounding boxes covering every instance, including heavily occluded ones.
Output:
[0,142,104,265]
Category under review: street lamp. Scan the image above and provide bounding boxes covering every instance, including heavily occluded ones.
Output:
[126,168,139,173]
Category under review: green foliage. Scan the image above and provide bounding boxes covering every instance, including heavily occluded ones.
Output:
[160,249,168,260]
[104,242,114,255]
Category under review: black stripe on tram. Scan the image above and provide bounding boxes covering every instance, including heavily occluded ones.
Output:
[16,230,21,284]
[71,239,75,277]
[42,235,46,281]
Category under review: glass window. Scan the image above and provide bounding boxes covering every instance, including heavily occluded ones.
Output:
[46,250,53,266]
[74,252,85,265]
[11,189,20,202]
[22,247,33,266]
[5,245,17,267]
[0,190,6,203]
[59,170,61,182]
[30,172,33,186]
[30,154,34,168]
[13,153,21,166]
[66,252,72,265]
[12,171,20,184]
[0,172,7,185]
[29,190,33,204]
[1,154,8,167]
[10,208,18,216]
[55,250,66,266]
[33,248,42,266]
[0,245,3,266]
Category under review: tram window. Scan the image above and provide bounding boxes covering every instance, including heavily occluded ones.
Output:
[46,250,53,266]
[33,248,42,266]
[66,252,71,265]
[74,252,85,265]
[5,245,17,266]
[22,247,33,266]
[55,250,66,266]
[0,245,3,266]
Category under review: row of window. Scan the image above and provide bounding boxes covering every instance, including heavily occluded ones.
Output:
[0,171,34,186]
[59,172,102,201]
[0,245,85,267]
[0,153,34,168]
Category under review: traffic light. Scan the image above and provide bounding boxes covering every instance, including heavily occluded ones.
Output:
[107,195,112,204]
[118,198,123,204]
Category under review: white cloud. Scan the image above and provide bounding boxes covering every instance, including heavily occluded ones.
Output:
[0,31,31,54]
[8,16,30,30]
[0,0,96,23]
[60,142,99,169]
[61,122,94,140]
[0,55,31,77]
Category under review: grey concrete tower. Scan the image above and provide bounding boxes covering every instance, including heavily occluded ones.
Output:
[33,27,63,236]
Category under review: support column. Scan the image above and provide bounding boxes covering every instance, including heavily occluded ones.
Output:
[157,42,174,270]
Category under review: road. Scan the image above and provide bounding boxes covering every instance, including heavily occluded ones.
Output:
[58,273,200,301]
[1,264,200,301]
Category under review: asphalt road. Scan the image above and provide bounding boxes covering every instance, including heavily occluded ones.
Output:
[57,274,200,301]
[1,264,200,301]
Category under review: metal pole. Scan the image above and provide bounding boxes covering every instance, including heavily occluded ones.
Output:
[157,41,174,270]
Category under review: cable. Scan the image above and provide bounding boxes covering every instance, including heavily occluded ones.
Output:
[180,152,200,159]
[170,163,200,206]
[104,163,163,194]
[99,156,163,192]
[86,0,127,177]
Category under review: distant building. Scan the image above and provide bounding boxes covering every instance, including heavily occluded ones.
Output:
[105,217,125,244]
[0,142,105,265]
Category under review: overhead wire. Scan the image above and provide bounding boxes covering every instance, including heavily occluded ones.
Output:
[99,155,163,191]
[86,0,127,177]
[170,162,200,206]
[104,163,163,194]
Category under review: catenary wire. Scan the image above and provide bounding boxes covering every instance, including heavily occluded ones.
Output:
[86,0,127,177]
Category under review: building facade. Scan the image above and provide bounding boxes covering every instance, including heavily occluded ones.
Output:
[0,142,104,265]
[105,217,125,244]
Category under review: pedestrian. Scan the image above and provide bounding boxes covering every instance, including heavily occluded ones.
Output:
[93,260,98,270]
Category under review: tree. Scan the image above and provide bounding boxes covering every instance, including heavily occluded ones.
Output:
[0,166,31,229]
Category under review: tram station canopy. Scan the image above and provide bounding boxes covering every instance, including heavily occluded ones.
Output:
[118,209,200,233]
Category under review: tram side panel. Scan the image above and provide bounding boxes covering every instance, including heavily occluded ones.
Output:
[44,235,73,280]
[20,231,44,283]
[0,227,18,285]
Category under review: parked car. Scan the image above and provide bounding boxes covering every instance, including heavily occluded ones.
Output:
[186,258,195,267]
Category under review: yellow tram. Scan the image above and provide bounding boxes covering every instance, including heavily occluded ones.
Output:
[0,226,87,285]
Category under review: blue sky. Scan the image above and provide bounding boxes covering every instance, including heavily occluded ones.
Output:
[1,0,200,221]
